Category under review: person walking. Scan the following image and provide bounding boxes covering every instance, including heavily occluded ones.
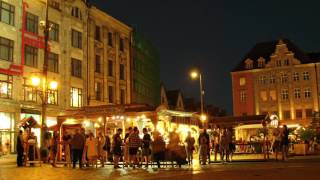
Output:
[112,128,123,169]
[70,129,85,168]
[50,131,59,167]
[128,127,141,168]
[152,131,165,168]
[185,131,195,165]
[281,125,289,161]
[142,128,151,168]
[16,130,24,167]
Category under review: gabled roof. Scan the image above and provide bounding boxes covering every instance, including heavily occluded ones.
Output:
[233,39,320,72]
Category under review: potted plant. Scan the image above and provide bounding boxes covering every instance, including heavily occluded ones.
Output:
[294,128,316,155]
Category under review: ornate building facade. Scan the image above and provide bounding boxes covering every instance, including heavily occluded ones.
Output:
[231,39,320,126]
[0,0,131,153]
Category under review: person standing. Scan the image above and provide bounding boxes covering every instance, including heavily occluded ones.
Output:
[168,129,182,167]
[16,130,24,167]
[86,132,98,166]
[199,131,208,165]
[50,131,59,167]
[281,125,289,161]
[203,129,210,163]
[70,129,85,168]
[185,132,195,165]
[27,132,36,166]
[97,132,106,167]
[272,125,281,161]
[124,127,132,167]
[142,128,151,168]
[219,128,228,163]
[112,128,123,169]
[152,131,165,168]
[226,128,235,162]
[62,131,72,167]
[128,127,141,168]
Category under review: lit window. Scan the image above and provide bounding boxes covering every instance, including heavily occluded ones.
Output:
[23,78,37,102]
[293,72,299,81]
[270,90,277,101]
[294,88,301,99]
[239,77,246,86]
[260,91,267,101]
[0,73,12,99]
[303,71,310,80]
[0,1,15,26]
[304,88,311,98]
[47,89,58,105]
[70,87,82,107]
[281,89,289,101]
[240,90,247,102]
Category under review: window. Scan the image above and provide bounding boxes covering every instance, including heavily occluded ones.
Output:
[276,60,281,67]
[270,90,277,101]
[293,72,299,81]
[120,89,125,104]
[260,91,267,101]
[306,109,313,118]
[294,88,301,99]
[259,75,267,84]
[71,29,82,49]
[0,73,12,99]
[25,45,38,67]
[23,79,37,102]
[26,12,38,34]
[304,88,311,98]
[280,73,288,83]
[240,90,246,102]
[0,36,13,61]
[303,71,310,80]
[119,38,124,51]
[283,59,289,66]
[95,82,102,101]
[95,55,101,73]
[70,87,82,107]
[48,0,60,10]
[270,75,276,84]
[239,77,246,86]
[0,1,14,25]
[71,58,82,78]
[47,89,58,105]
[71,7,82,20]
[48,52,58,73]
[281,89,289,101]
[245,59,253,69]
[120,64,125,80]
[258,59,265,68]
[296,109,302,119]
[49,21,59,42]
[108,32,113,47]
[108,85,114,103]
[108,60,113,76]
[95,26,101,41]
[283,111,291,120]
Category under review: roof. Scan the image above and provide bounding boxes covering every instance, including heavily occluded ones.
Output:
[166,90,180,107]
[209,115,266,128]
[233,39,320,72]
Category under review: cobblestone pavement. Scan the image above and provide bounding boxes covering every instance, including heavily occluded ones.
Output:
[1,155,320,180]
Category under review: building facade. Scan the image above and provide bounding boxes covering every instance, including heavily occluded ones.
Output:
[132,32,160,106]
[231,39,320,126]
[0,0,132,153]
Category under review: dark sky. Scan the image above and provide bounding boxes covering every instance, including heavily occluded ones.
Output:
[90,0,320,114]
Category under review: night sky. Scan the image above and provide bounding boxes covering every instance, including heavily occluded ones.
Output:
[90,0,320,114]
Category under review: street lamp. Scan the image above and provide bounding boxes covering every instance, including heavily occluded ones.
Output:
[189,69,206,128]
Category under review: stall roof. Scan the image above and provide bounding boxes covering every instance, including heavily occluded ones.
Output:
[209,115,266,128]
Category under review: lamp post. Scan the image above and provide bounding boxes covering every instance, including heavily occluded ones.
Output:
[190,69,206,128]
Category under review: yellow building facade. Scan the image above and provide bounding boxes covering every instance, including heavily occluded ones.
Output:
[0,0,132,153]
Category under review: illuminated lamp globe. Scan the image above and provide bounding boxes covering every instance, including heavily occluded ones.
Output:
[49,81,58,90]
[31,76,41,87]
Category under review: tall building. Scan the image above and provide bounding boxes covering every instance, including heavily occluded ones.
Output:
[0,0,131,153]
[231,39,320,126]
[132,32,160,106]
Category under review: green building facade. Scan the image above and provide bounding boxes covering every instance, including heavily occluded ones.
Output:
[132,32,160,106]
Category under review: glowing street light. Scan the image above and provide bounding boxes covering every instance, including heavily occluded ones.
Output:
[189,69,205,116]
[49,80,58,90]
[31,76,41,87]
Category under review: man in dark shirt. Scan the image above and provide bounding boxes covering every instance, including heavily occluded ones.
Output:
[70,129,85,168]
[16,130,24,167]
[142,128,151,168]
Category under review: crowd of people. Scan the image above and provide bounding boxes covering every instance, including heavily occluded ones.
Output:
[16,124,292,168]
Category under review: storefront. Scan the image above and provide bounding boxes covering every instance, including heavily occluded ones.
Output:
[0,112,15,154]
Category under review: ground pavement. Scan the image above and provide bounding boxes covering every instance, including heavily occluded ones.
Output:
[1,154,320,180]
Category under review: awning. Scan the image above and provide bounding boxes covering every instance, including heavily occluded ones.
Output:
[235,124,263,129]
[18,116,41,129]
